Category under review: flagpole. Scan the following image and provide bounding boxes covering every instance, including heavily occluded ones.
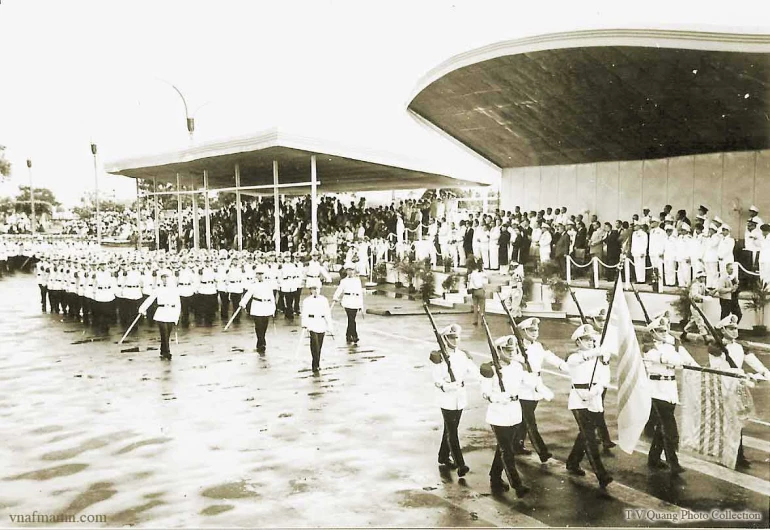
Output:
[589,263,622,387]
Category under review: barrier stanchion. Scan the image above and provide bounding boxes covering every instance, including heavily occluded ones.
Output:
[657,263,664,293]
[566,255,571,284]
[592,257,600,287]
[624,257,632,290]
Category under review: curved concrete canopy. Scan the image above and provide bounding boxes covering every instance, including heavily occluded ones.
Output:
[408,28,770,168]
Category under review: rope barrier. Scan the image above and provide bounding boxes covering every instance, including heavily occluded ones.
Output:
[736,262,761,277]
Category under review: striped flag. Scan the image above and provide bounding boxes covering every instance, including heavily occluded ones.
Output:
[680,370,753,468]
[603,285,651,454]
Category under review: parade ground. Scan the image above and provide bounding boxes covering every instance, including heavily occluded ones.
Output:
[0,272,768,528]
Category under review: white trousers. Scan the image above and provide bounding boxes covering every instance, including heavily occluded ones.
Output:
[633,255,646,283]
[664,259,677,286]
[677,261,691,287]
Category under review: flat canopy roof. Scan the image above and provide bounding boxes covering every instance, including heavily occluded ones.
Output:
[408,29,770,168]
[105,129,483,193]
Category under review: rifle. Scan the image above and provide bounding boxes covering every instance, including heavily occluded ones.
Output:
[423,302,455,382]
[496,292,532,373]
[567,283,587,324]
[688,299,738,369]
[628,281,651,323]
[481,315,505,392]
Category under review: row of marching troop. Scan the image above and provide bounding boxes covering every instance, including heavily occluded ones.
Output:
[423,269,770,499]
[1,235,367,365]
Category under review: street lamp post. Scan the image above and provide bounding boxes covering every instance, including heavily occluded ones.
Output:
[26,159,35,235]
[91,143,101,245]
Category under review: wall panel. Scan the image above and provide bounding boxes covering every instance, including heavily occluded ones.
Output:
[523,166,541,210]
[558,165,578,213]
[641,158,668,217]
[721,151,754,230]
[576,163,597,214]
[693,153,723,220]
[619,160,643,218]
[500,150,769,235]
[595,161,620,222]
[754,151,770,220]
[540,166,560,208]
[667,155,695,219]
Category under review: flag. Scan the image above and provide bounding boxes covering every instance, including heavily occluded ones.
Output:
[680,370,753,468]
[603,283,652,454]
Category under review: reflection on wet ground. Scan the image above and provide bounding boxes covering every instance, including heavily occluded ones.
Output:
[0,274,767,527]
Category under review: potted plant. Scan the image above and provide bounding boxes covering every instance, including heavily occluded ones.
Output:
[521,276,534,304]
[420,265,436,302]
[546,276,569,311]
[373,261,388,284]
[442,273,459,296]
[393,255,404,288]
[671,288,691,324]
[398,257,419,293]
[745,281,770,337]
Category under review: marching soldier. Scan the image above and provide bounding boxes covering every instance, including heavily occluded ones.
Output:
[266,252,281,316]
[226,257,245,324]
[240,269,276,354]
[141,260,158,326]
[301,282,334,374]
[121,260,144,333]
[177,259,197,327]
[565,324,614,488]
[292,251,305,315]
[430,324,477,477]
[304,250,331,291]
[480,336,530,497]
[36,255,49,312]
[643,314,698,474]
[197,258,218,326]
[138,270,181,360]
[334,262,364,344]
[216,251,229,320]
[82,260,95,326]
[279,252,298,321]
[711,314,770,467]
[513,317,565,461]
[93,260,117,335]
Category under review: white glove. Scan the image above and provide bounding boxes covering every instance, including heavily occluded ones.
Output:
[589,384,604,398]
[601,350,612,363]
[537,383,554,401]
[744,379,756,389]
[442,381,459,392]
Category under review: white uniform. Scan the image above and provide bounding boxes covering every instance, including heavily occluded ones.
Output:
[648,228,667,272]
[704,233,722,288]
[717,235,735,274]
[432,348,478,410]
[644,341,696,404]
[663,233,678,286]
[566,349,606,412]
[140,286,181,323]
[242,281,276,317]
[304,260,330,289]
[489,225,501,270]
[481,362,525,426]
[334,276,364,309]
[520,341,566,401]
[631,230,648,282]
[676,235,692,287]
[301,293,332,333]
[759,234,770,285]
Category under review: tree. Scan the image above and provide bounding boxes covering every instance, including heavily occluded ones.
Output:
[0,145,10,178]
[15,185,60,214]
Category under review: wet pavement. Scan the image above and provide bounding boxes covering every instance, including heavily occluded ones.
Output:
[0,272,768,528]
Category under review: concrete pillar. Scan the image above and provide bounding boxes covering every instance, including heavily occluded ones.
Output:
[235,163,243,251]
[176,173,183,249]
[135,178,142,250]
[311,154,318,252]
[273,160,280,254]
[192,174,200,250]
[153,177,160,250]
[203,170,211,249]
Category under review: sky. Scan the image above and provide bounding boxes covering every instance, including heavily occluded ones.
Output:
[0,0,768,207]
